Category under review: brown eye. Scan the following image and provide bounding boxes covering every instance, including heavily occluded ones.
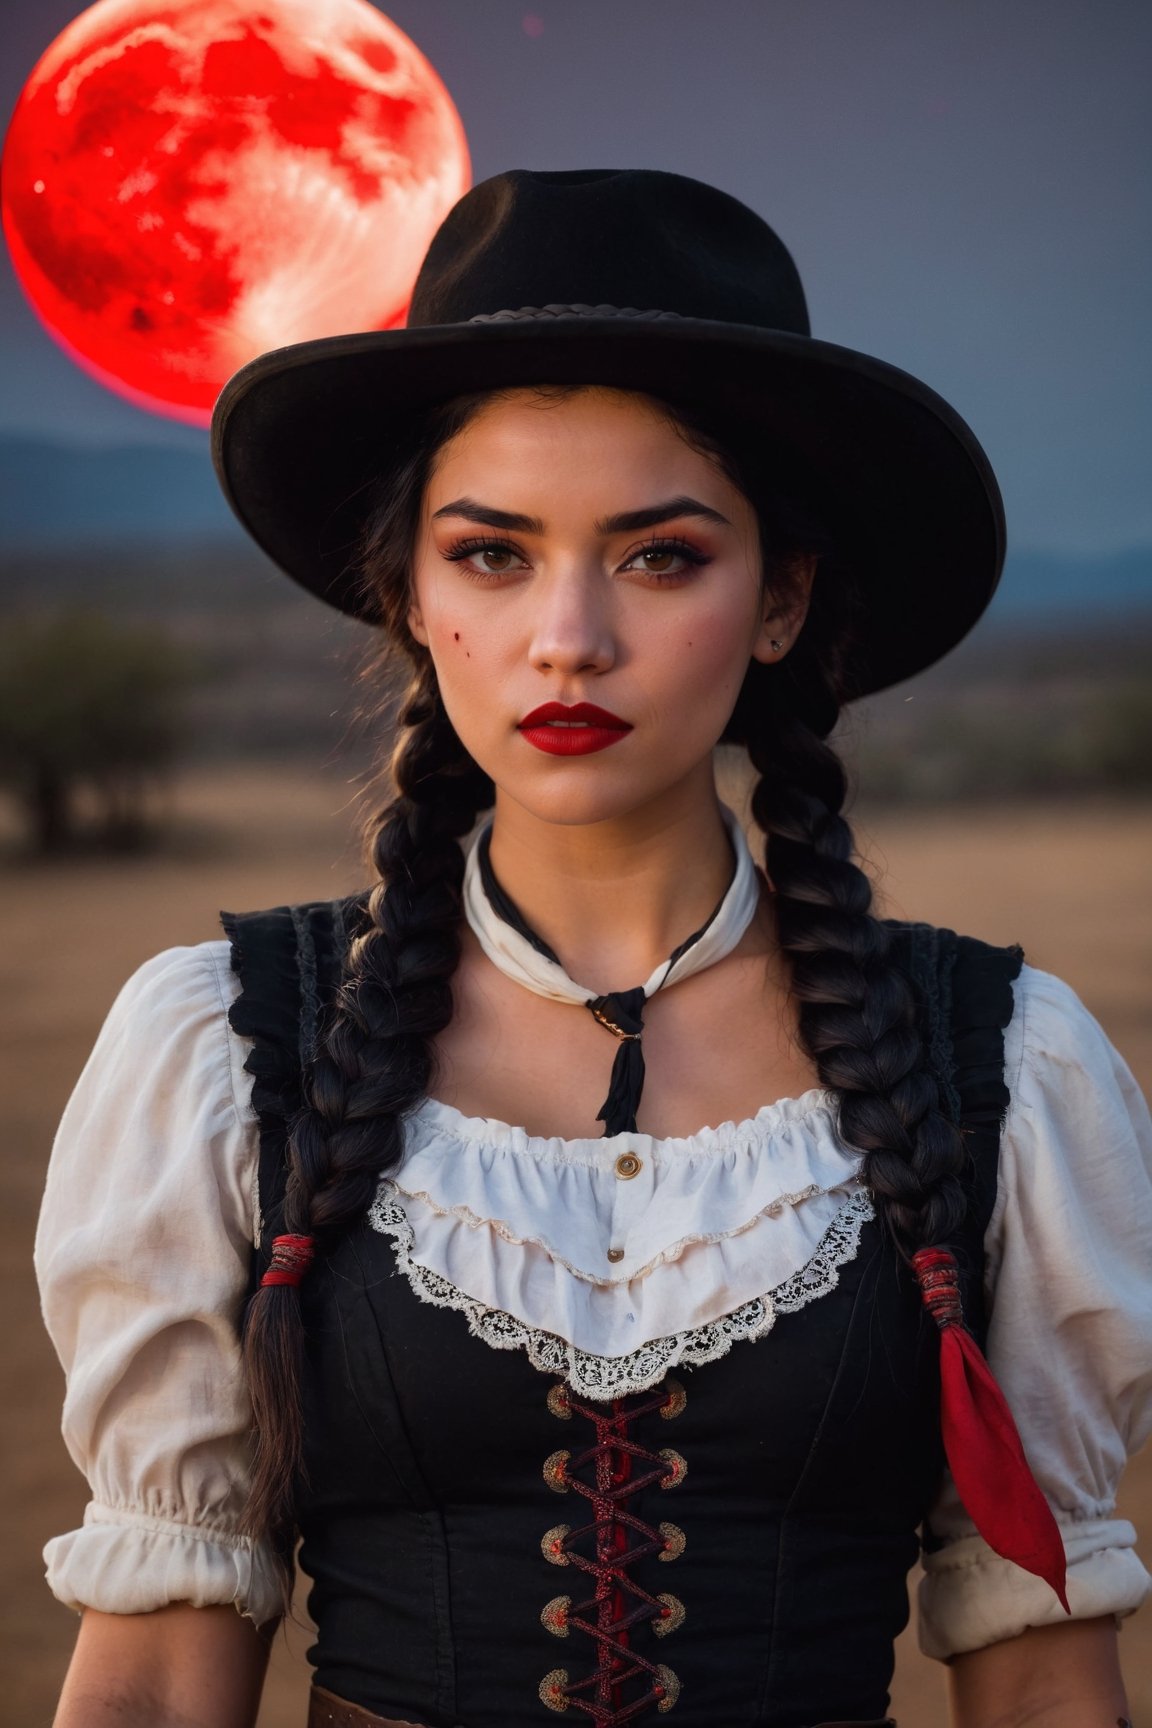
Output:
[479,547,515,572]
[443,538,527,579]
[641,548,677,573]
[622,539,709,581]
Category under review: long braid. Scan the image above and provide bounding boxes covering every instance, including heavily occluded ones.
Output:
[745,657,968,1257]
[243,667,492,1554]
[672,385,971,1261]
[240,395,500,1559]
[745,692,1078,1602]
[697,402,1069,1597]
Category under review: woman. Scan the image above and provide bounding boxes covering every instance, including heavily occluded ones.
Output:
[35,169,1151,1727]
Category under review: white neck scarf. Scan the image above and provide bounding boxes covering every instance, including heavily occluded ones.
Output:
[461,803,763,1135]
[462,802,762,1004]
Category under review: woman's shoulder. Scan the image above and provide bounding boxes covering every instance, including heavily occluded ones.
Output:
[118,935,236,992]
[882,916,1118,1071]
[996,960,1150,1199]
[217,891,371,1075]
[107,937,242,1041]
[39,939,264,1301]
[880,918,1146,1137]
[99,892,371,1136]
[88,939,253,1132]
[882,914,1024,1014]
[100,937,238,1033]
[1006,959,1131,1092]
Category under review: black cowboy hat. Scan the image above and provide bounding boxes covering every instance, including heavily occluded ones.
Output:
[210,167,1005,699]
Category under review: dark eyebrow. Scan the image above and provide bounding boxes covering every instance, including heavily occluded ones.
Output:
[595,497,732,534]
[431,498,546,534]
[430,494,732,536]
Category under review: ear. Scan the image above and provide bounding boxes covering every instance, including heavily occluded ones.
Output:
[750,554,818,666]
[407,597,430,647]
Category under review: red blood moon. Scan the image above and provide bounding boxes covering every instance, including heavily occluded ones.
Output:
[1,0,470,425]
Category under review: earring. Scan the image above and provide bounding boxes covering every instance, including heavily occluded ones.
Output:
[769,638,786,652]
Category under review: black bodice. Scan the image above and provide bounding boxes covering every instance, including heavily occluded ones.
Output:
[221,896,1022,1728]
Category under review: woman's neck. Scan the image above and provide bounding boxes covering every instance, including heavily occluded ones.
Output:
[484,778,749,996]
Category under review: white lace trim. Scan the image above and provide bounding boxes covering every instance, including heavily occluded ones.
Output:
[367,1185,875,1401]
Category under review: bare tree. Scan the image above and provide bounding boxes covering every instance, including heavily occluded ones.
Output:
[0,607,206,854]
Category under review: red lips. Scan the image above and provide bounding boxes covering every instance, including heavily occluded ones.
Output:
[517,701,633,757]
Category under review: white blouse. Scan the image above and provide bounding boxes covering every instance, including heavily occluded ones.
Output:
[34,939,1152,1661]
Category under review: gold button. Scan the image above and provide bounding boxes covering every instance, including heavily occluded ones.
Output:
[539,1667,572,1714]
[606,1247,625,1263]
[541,1594,572,1638]
[660,1377,687,1420]
[655,1663,681,1712]
[615,1152,642,1180]
[658,1447,688,1489]
[542,1449,571,1494]
[658,1521,687,1561]
[541,1523,572,1566]
[546,1383,572,1421]
[653,1592,686,1638]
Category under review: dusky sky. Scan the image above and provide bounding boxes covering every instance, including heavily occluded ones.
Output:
[2,0,1150,557]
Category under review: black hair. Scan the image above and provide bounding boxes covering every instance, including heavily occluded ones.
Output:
[240,383,966,1569]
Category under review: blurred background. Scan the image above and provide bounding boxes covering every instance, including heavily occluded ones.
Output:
[2,2,1150,1723]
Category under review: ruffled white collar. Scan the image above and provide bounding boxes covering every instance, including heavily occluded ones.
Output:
[371,1088,870,1400]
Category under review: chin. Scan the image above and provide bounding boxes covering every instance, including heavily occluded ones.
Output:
[489,761,709,831]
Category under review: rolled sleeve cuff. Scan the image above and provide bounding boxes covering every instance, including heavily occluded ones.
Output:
[918,1516,1150,1660]
[43,1501,283,1627]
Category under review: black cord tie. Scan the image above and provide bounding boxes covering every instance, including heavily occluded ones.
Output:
[586,987,648,1135]
[477,828,730,1136]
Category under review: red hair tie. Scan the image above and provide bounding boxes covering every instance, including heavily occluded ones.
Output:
[912,1246,1069,1612]
[260,1233,315,1289]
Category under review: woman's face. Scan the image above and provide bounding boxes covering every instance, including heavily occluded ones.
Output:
[407,386,812,828]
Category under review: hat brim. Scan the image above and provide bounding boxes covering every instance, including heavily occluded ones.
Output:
[210,317,1005,699]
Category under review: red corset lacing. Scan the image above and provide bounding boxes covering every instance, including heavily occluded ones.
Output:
[538,1379,687,1722]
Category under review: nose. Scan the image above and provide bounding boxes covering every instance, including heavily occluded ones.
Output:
[528,565,617,677]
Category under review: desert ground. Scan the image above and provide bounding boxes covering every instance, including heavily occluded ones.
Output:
[2,762,1149,1727]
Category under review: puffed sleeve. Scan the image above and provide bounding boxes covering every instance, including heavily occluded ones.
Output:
[34,941,282,1624]
[918,962,1152,1659]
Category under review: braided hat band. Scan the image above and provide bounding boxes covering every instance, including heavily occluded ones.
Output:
[468,304,687,323]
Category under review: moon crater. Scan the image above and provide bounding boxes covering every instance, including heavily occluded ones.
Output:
[2,0,470,423]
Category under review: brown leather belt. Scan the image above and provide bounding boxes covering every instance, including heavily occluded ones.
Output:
[307,1683,896,1728]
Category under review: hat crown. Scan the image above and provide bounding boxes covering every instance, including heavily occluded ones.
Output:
[408,168,811,336]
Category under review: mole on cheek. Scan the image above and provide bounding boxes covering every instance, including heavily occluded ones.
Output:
[453,632,460,641]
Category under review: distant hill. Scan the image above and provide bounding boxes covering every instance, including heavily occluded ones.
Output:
[992,546,1152,617]
[0,434,239,545]
[2,434,1150,620]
